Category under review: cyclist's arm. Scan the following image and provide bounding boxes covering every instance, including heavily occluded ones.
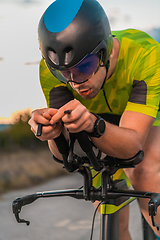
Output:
[50,100,155,159]
[91,110,155,159]
[48,140,63,161]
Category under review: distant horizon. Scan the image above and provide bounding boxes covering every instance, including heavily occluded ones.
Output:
[0,124,11,132]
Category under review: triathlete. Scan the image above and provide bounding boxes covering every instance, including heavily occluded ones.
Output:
[29,0,160,239]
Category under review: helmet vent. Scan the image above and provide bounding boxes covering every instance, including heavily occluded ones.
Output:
[48,48,59,65]
[64,47,73,65]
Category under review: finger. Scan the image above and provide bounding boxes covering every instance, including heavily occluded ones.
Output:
[37,123,56,134]
[64,111,93,133]
[62,110,73,123]
[50,108,66,124]
[31,108,51,125]
[28,119,32,126]
[43,112,52,120]
[50,122,62,139]
[50,100,79,124]
[48,108,58,116]
[64,115,86,132]
[39,123,62,140]
[62,103,85,124]
[29,119,38,134]
[31,126,36,135]
[32,114,51,126]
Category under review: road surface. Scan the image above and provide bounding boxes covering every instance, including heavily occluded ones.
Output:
[0,173,143,240]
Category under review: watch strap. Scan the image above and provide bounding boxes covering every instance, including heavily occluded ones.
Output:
[88,113,106,138]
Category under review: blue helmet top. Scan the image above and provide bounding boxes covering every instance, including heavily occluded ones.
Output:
[44,0,84,33]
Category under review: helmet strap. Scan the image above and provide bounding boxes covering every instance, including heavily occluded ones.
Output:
[100,60,110,90]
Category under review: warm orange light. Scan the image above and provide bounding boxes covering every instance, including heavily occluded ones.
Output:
[0,108,33,125]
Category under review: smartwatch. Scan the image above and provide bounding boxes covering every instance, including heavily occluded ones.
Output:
[88,113,106,138]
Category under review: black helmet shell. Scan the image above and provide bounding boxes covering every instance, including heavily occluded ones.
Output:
[38,0,113,70]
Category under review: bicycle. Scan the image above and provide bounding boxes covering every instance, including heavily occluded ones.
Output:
[12,124,160,240]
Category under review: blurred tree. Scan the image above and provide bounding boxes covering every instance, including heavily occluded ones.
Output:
[0,109,47,151]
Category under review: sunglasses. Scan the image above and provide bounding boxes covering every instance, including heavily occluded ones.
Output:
[46,53,102,84]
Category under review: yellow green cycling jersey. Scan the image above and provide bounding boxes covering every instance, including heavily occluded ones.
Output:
[40,28,160,126]
[39,29,160,187]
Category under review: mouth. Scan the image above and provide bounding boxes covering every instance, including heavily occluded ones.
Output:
[77,88,91,96]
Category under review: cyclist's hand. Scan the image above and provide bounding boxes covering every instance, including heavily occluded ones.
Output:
[28,108,62,140]
[49,100,96,133]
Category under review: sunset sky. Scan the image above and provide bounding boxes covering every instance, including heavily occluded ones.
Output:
[0,0,160,120]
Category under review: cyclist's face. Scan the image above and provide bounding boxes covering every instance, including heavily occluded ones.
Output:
[46,53,101,85]
[69,66,106,99]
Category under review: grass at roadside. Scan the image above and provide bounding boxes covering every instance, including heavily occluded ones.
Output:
[0,148,67,193]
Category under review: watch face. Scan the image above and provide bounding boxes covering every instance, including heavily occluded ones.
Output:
[88,114,106,138]
[98,119,105,134]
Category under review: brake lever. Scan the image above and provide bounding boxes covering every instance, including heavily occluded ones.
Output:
[13,198,30,226]
[151,215,160,231]
[12,194,39,225]
[148,193,160,230]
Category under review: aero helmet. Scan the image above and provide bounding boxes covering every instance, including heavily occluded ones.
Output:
[38,0,113,82]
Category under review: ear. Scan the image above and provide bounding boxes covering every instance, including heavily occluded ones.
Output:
[108,47,114,61]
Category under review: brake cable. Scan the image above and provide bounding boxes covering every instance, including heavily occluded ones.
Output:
[90,201,102,240]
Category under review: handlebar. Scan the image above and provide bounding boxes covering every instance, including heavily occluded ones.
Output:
[12,123,160,230]
[12,186,160,230]
[13,122,160,230]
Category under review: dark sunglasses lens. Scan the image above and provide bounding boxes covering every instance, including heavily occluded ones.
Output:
[68,54,99,83]
[45,53,100,84]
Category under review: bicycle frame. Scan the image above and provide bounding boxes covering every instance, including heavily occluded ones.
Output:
[12,129,160,240]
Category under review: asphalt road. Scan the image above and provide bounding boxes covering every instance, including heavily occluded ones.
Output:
[0,173,143,240]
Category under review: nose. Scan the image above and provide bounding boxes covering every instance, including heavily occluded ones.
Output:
[71,81,79,88]
[69,67,79,75]
[69,68,86,83]
[69,68,81,80]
